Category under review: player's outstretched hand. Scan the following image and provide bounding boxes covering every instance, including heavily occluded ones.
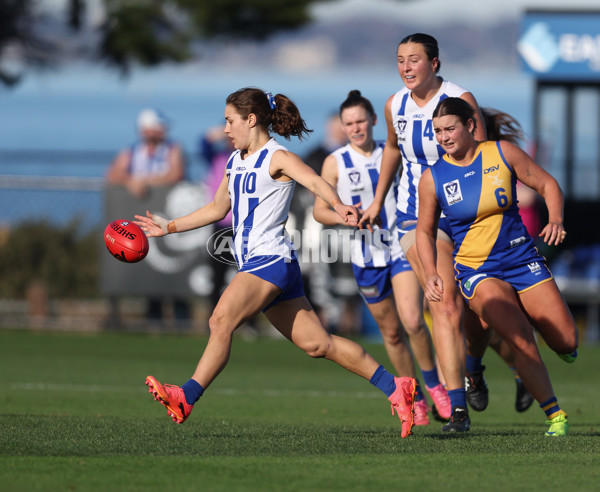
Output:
[134,210,168,237]
[540,221,567,247]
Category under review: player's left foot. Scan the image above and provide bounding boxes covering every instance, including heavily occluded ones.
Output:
[465,367,489,412]
[388,377,417,438]
[145,375,193,424]
[515,380,534,413]
[441,406,471,433]
[545,411,568,436]
[413,398,430,426]
[426,383,451,420]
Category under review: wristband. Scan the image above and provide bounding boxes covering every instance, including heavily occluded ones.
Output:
[167,220,177,234]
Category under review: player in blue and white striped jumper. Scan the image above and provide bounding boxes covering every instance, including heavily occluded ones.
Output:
[359,33,488,432]
[135,87,418,438]
[314,90,451,427]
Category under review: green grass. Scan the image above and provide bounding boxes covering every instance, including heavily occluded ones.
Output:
[1,329,599,491]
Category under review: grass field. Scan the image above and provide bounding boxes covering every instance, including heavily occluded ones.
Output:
[1,328,599,491]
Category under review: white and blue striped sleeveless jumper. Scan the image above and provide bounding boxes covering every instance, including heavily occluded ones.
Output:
[226,138,296,271]
[333,141,403,267]
[391,80,467,224]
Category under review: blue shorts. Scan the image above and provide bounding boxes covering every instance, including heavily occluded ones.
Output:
[240,256,305,311]
[352,256,408,304]
[455,259,553,300]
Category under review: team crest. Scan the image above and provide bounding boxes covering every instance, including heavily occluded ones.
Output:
[396,118,407,142]
[443,179,463,205]
[348,170,364,192]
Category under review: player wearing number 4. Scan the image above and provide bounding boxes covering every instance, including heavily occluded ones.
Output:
[134,87,418,438]
[416,97,579,436]
[358,32,488,432]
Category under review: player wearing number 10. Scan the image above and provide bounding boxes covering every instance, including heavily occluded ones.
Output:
[134,87,418,438]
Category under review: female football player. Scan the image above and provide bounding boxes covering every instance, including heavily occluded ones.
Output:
[416,96,578,436]
[134,87,418,438]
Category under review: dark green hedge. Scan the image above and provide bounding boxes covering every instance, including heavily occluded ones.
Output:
[0,220,100,299]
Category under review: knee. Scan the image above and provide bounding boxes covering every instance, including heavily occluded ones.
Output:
[430,299,462,326]
[400,315,426,337]
[380,327,405,346]
[208,310,236,339]
[553,325,579,354]
[300,339,330,359]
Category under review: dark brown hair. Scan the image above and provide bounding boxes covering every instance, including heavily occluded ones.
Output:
[339,89,375,118]
[399,33,441,73]
[481,108,524,145]
[433,97,476,130]
[225,87,312,141]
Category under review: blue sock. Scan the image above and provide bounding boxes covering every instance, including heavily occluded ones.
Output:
[448,388,467,409]
[415,383,425,402]
[421,368,441,389]
[182,379,204,405]
[540,396,560,418]
[466,354,483,374]
[369,365,396,397]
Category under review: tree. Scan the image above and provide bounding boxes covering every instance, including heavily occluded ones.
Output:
[0,0,338,84]
[0,0,57,86]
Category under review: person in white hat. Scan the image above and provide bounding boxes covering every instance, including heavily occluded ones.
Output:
[106,108,185,198]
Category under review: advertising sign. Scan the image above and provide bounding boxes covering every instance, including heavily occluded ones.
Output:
[518,11,600,79]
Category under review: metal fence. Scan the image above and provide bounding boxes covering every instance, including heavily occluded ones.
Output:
[0,150,598,342]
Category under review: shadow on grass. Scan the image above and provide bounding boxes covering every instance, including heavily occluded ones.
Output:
[2,414,599,459]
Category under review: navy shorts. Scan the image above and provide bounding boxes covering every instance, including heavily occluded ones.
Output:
[240,256,305,311]
[455,259,553,300]
[352,256,407,304]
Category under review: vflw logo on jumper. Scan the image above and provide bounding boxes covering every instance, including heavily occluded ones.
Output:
[348,170,364,192]
[396,118,407,142]
[443,179,463,205]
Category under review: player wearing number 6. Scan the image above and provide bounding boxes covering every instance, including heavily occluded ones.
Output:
[416,96,579,436]
[134,87,418,438]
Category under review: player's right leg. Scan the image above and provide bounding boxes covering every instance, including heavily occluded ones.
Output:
[468,278,568,435]
[266,296,417,438]
[364,295,429,425]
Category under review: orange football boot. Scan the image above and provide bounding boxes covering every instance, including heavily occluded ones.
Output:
[145,375,193,424]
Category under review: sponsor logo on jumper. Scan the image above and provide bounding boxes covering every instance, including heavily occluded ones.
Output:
[464,171,475,178]
[510,236,527,248]
[484,163,504,186]
[360,285,380,297]
[464,274,487,291]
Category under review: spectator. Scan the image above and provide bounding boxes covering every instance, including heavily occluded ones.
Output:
[106,108,185,198]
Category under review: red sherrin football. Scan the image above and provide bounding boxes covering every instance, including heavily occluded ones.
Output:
[104,220,149,263]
